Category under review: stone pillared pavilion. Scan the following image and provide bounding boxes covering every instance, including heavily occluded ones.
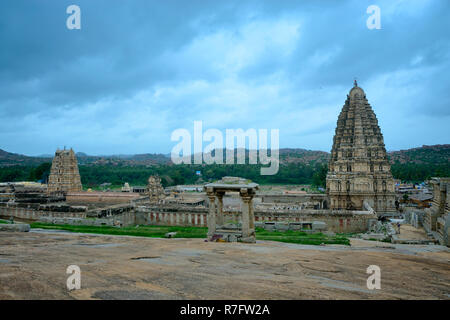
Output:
[326,81,396,213]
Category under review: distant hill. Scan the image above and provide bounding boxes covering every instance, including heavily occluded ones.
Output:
[279,148,330,165]
[0,149,170,167]
[0,149,51,166]
[0,144,449,167]
[279,144,450,166]
[387,144,450,165]
[75,153,171,166]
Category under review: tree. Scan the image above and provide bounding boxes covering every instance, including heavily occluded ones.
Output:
[28,162,51,182]
[312,164,328,187]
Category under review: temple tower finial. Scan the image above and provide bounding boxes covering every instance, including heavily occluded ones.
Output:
[354,78,358,87]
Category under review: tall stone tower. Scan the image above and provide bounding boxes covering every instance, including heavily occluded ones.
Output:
[326,81,396,213]
[47,148,82,194]
[148,175,165,204]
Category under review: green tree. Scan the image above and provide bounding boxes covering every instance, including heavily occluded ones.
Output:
[312,164,328,187]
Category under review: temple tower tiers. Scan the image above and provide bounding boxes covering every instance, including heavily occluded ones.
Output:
[326,81,396,213]
[148,175,165,204]
[47,148,82,193]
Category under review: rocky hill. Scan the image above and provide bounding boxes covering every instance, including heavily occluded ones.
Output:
[0,149,170,167]
[0,149,51,166]
[387,144,450,165]
[1,144,449,167]
[279,148,330,165]
[280,144,450,166]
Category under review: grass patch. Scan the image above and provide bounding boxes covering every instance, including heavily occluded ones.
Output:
[0,219,10,224]
[30,223,350,246]
[30,222,208,239]
[255,227,350,246]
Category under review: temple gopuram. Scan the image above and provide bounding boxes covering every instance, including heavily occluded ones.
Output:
[326,81,396,214]
[47,148,82,194]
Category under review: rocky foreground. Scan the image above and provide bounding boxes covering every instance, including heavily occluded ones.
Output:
[0,230,449,299]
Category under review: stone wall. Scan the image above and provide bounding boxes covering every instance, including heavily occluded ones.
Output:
[39,211,135,227]
[423,177,450,246]
[66,191,140,205]
[260,193,328,209]
[1,202,376,233]
[135,206,208,227]
[0,204,86,221]
[136,205,376,233]
[254,210,376,233]
[0,202,133,223]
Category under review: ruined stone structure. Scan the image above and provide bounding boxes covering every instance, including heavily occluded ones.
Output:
[260,193,328,210]
[147,175,165,204]
[47,148,82,194]
[66,191,140,205]
[133,205,376,233]
[424,177,450,246]
[204,177,258,243]
[326,81,396,214]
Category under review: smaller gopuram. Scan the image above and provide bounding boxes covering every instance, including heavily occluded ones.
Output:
[148,175,165,204]
[47,148,82,194]
[204,177,258,243]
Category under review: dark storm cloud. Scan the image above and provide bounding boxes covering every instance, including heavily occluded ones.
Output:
[0,0,448,155]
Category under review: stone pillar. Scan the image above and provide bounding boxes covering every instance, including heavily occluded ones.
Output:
[207,188,216,239]
[241,196,250,238]
[240,188,255,243]
[216,191,225,226]
[248,196,255,232]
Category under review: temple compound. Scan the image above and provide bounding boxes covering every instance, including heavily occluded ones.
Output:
[47,148,82,194]
[326,81,396,214]
[3,82,400,241]
[204,177,258,243]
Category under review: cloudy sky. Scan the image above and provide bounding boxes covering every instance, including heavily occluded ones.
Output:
[0,0,449,156]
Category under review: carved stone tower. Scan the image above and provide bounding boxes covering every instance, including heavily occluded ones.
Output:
[47,148,82,194]
[148,175,165,204]
[326,81,396,213]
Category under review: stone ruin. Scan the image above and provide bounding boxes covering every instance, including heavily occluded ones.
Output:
[47,148,82,194]
[204,176,258,243]
[0,182,63,204]
[424,177,450,246]
[148,175,165,204]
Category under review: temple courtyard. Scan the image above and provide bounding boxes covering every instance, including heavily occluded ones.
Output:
[0,229,449,300]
